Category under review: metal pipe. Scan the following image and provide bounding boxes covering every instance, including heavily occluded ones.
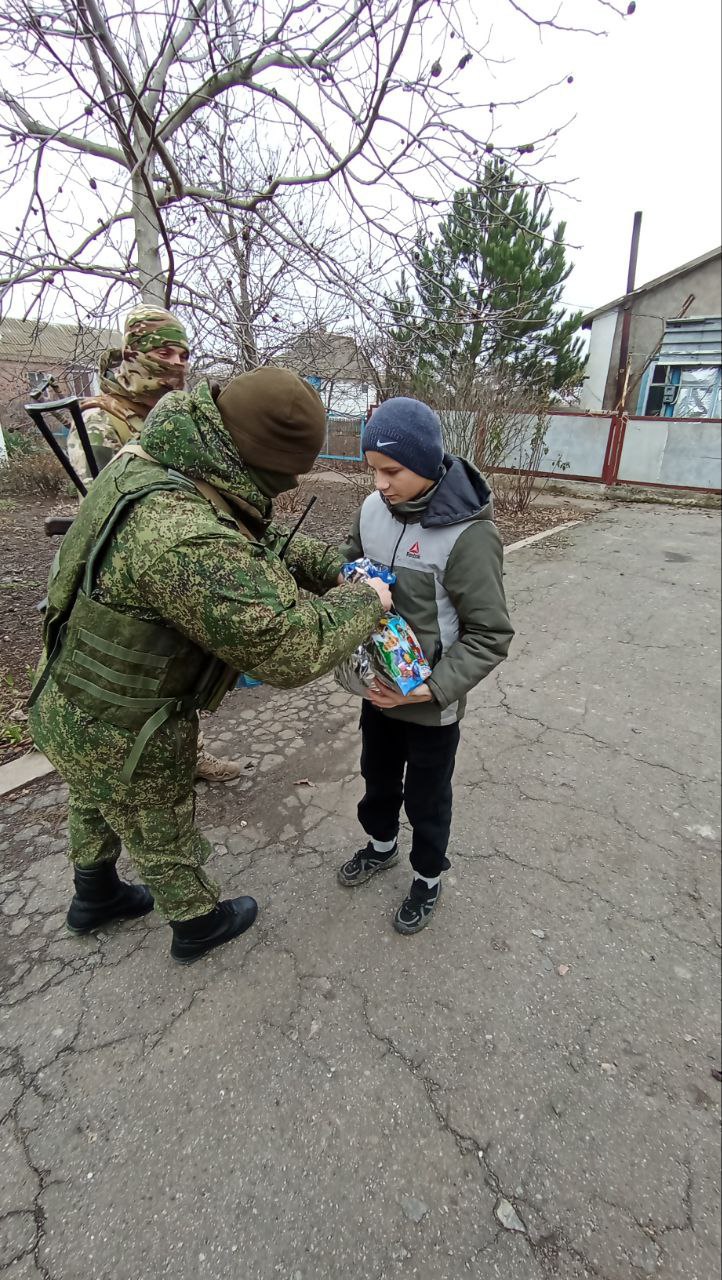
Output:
[24,402,88,496]
[65,398,100,478]
[614,211,643,412]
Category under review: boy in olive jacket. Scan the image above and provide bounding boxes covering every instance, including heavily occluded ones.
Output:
[337,397,514,934]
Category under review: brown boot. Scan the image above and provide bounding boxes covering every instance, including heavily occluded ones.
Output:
[195,748,244,783]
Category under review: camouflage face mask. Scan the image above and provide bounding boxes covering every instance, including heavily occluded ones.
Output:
[115,306,190,404]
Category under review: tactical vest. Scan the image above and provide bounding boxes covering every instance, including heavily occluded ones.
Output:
[30,453,239,783]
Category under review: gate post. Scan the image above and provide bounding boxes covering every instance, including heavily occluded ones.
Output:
[602,413,628,486]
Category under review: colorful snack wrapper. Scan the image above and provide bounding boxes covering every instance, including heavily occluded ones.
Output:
[341,558,396,586]
[334,613,431,699]
[370,614,432,695]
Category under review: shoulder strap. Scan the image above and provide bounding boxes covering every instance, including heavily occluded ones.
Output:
[116,443,254,540]
[81,395,138,444]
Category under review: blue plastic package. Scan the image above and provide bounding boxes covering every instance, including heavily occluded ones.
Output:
[341,558,396,586]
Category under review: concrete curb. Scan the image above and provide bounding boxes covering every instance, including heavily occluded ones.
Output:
[0,750,56,798]
[505,520,582,553]
[0,519,585,798]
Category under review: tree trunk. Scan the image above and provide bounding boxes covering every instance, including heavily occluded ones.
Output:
[131,167,166,306]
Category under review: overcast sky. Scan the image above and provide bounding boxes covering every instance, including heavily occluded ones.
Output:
[522,0,722,313]
[0,0,719,325]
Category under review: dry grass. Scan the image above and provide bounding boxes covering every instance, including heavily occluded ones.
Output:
[0,447,73,498]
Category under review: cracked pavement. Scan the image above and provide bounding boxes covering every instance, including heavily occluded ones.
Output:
[1,503,720,1280]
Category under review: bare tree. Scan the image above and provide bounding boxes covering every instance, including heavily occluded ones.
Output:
[0,0,630,327]
[168,105,368,373]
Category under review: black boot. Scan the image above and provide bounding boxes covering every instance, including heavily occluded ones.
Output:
[66,864,154,935]
[170,896,258,965]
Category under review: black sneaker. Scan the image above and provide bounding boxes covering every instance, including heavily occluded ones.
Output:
[337,841,399,887]
[393,879,442,935]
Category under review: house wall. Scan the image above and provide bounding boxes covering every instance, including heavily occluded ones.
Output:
[322,379,373,417]
[0,357,93,432]
[600,254,722,411]
[579,311,618,410]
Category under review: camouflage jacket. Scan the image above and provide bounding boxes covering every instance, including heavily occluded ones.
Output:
[30,381,381,802]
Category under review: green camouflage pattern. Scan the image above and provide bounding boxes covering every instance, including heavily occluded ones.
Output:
[66,394,145,487]
[68,787,218,921]
[30,379,382,920]
[123,305,189,355]
[67,308,190,487]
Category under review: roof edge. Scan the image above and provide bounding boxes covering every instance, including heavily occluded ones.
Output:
[581,245,722,328]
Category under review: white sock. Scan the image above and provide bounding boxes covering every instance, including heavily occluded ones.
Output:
[414,873,440,890]
[371,837,396,854]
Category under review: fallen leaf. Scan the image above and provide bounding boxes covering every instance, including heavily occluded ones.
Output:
[293,778,315,787]
[531,929,546,939]
[557,964,571,976]
[711,1068,722,1083]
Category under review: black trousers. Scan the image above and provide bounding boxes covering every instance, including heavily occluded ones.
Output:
[358,701,461,879]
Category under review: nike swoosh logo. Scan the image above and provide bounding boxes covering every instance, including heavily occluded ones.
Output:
[376,440,396,447]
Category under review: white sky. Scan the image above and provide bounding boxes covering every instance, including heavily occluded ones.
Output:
[522,0,722,312]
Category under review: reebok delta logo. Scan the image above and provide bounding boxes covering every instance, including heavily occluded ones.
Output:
[407,541,421,559]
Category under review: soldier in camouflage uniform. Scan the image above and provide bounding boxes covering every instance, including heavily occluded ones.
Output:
[66,305,190,486]
[67,304,242,784]
[29,369,391,964]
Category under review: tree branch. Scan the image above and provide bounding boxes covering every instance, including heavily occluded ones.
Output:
[0,92,126,166]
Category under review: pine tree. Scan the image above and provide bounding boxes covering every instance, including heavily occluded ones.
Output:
[388,159,585,402]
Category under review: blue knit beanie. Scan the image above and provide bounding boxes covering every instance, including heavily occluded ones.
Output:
[362,397,444,479]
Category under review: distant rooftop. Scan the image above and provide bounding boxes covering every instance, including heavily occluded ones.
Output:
[0,317,122,365]
[278,329,375,383]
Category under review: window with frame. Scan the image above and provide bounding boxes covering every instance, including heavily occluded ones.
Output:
[644,365,678,416]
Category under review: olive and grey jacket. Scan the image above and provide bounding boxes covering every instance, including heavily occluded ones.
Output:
[340,455,514,726]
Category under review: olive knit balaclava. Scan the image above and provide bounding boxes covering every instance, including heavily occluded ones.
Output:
[216,367,326,478]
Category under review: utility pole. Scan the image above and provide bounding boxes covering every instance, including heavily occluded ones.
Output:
[614,211,643,412]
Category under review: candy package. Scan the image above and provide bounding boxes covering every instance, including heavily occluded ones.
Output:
[334,643,383,698]
[371,614,432,695]
[341,558,396,586]
[334,613,431,699]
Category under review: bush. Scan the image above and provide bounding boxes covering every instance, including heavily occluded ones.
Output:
[4,429,39,456]
[0,443,73,497]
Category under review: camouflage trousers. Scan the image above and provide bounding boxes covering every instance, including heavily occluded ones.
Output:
[67,788,219,922]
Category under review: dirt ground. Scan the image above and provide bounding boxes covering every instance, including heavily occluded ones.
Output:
[0,480,593,764]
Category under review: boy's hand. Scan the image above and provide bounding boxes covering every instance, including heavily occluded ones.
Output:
[367,681,433,709]
[337,572,392,613]
[364,576,393,612]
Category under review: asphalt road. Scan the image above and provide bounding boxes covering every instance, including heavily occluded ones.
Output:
[1,502,720,1280]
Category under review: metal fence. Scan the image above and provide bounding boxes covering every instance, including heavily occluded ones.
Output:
[319,411,365,461]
